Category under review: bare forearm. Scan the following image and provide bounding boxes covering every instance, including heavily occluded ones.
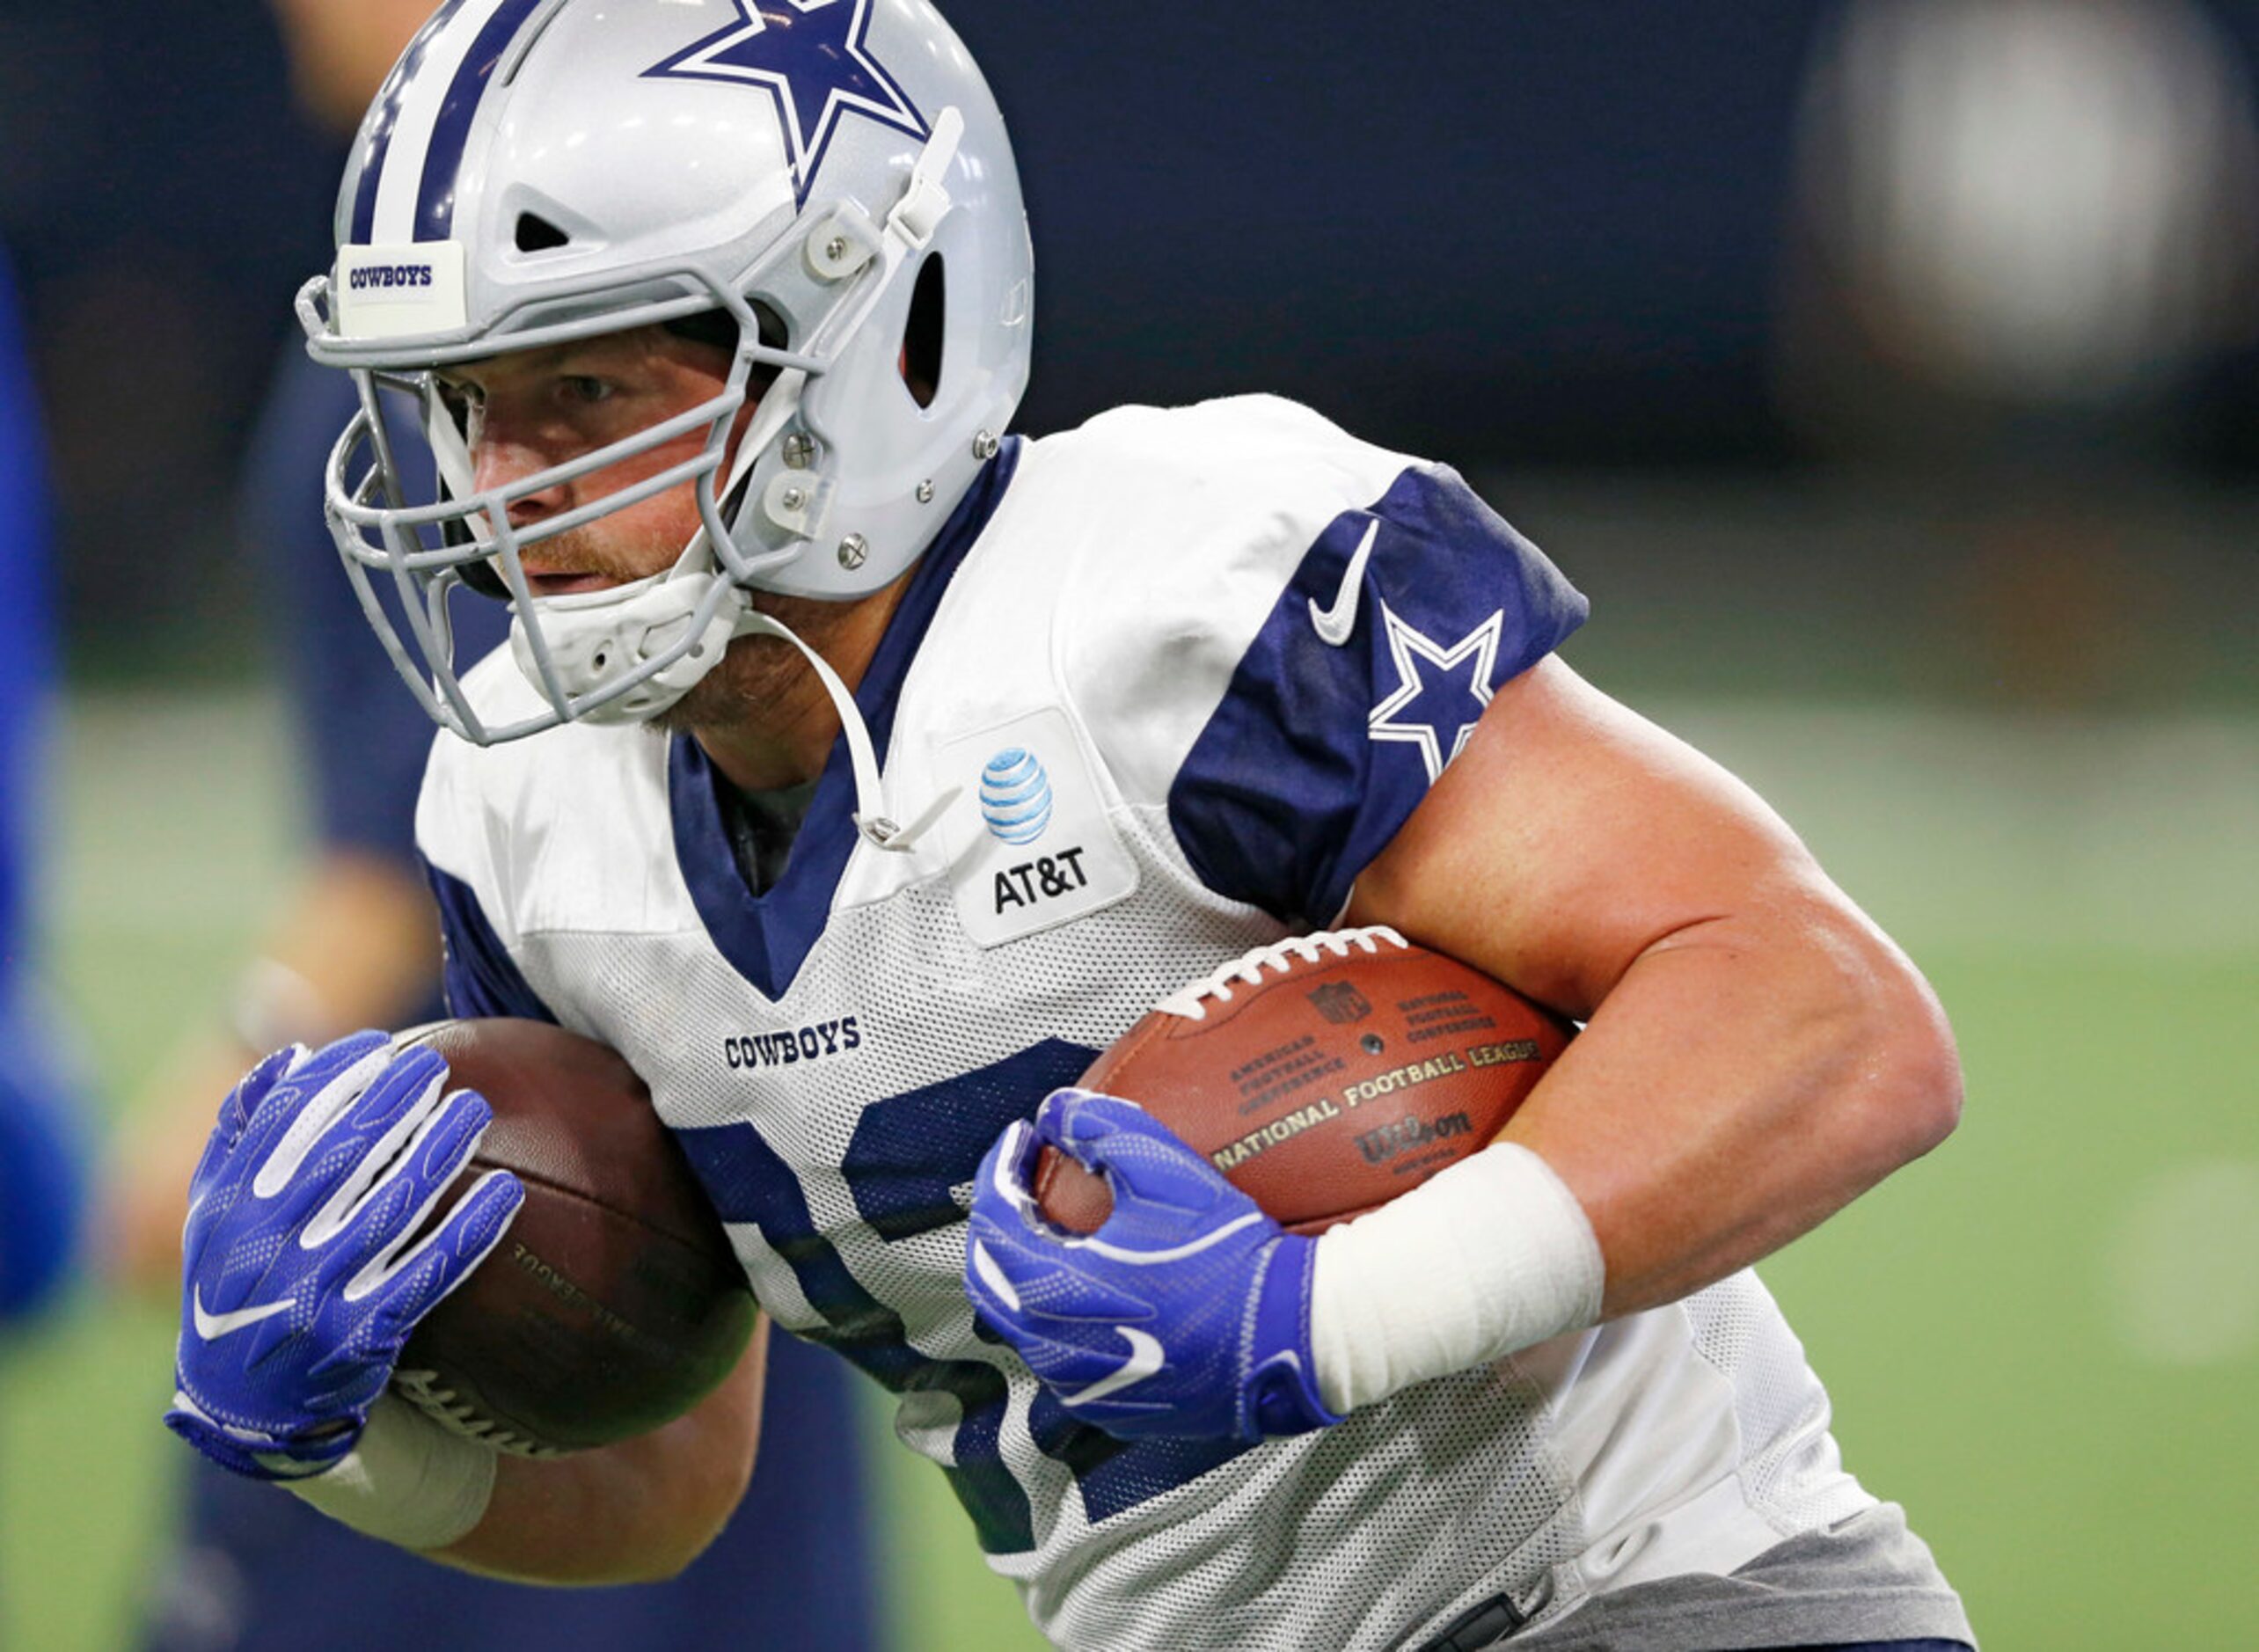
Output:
[432,1318,769,1585]
[1504,890,1961,1318]
[1347,660,1963,1321]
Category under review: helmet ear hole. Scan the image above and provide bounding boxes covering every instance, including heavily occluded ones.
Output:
[515,213,571,253]
[902,254,946,410]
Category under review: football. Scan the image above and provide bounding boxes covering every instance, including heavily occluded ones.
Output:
[391,1019,757,1456]
[1035,928,1574,1236]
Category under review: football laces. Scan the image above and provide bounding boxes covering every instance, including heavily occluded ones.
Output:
[391,1367,563,1460]
[1153,926,1407,1021]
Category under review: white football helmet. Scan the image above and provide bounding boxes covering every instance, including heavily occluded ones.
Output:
[297,0,1033,750]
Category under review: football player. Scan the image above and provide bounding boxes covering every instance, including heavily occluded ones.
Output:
[166,4,1975,1648]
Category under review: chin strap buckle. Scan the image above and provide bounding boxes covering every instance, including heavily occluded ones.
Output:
[856,786,961,854]
[731,610,957,857]
[887,106,964,251]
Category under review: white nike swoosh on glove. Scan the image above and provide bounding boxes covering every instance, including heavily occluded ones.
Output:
[193,1285,295,1341]
[1308,520,1380,647]
[1061,1326,1165,1407]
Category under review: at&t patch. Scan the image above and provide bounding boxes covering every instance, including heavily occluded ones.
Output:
[936,708,1137,948]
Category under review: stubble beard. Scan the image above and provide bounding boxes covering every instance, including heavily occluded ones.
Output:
[647,587,860,743]
[524,517,854,749]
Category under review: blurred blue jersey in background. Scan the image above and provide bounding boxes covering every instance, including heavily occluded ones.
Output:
[0,238,84,1325]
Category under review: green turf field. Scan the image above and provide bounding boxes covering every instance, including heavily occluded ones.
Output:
[4,690,2251,1650]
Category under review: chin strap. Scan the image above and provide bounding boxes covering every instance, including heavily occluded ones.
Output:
[729,610,957,854]
[719,122,971,855]
[514,583,955,853]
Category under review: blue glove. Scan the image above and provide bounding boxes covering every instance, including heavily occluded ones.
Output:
[164,1031,523,1481]
[965,1088,1341,1443]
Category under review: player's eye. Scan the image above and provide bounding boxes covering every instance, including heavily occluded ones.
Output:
[560,375,613,406]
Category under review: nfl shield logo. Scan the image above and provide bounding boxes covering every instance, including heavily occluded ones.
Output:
[1305,982,1373,1025]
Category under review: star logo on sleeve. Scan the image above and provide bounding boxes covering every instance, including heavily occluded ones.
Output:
[1366,604,1504,783]
[644,0,927,207]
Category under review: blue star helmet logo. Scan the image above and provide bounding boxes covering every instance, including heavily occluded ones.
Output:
[1366,603,1505,785]
[645,0,928,208]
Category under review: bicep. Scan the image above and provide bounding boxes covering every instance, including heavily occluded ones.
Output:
[1346,656,1842,1012]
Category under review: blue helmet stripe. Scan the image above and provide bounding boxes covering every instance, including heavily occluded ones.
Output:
[349,0,479,245]
[415,0,547,242]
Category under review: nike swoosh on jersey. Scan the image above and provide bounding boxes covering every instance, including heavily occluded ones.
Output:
[1307,519,1380,647]
[193,1286,295,1341]
[1061,1326,1165,1407]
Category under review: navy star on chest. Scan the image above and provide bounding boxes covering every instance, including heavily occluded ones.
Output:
[645,0,927,207]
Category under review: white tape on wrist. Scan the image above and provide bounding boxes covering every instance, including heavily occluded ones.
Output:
[1311,1141,1605,1414]
[286,1392,498,1552]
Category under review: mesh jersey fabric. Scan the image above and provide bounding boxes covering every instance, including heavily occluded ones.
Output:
[419,394,1942,1649]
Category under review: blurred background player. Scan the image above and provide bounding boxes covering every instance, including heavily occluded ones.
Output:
[99,4,877,1648]
[0,234,84,1330]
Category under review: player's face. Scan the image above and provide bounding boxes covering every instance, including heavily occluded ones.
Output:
[437,325,749,596]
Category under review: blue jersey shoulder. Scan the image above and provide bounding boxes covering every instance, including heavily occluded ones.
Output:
[1170,458,1586,925]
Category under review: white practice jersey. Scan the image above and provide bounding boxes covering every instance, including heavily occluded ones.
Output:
[418,397,1882,1649]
